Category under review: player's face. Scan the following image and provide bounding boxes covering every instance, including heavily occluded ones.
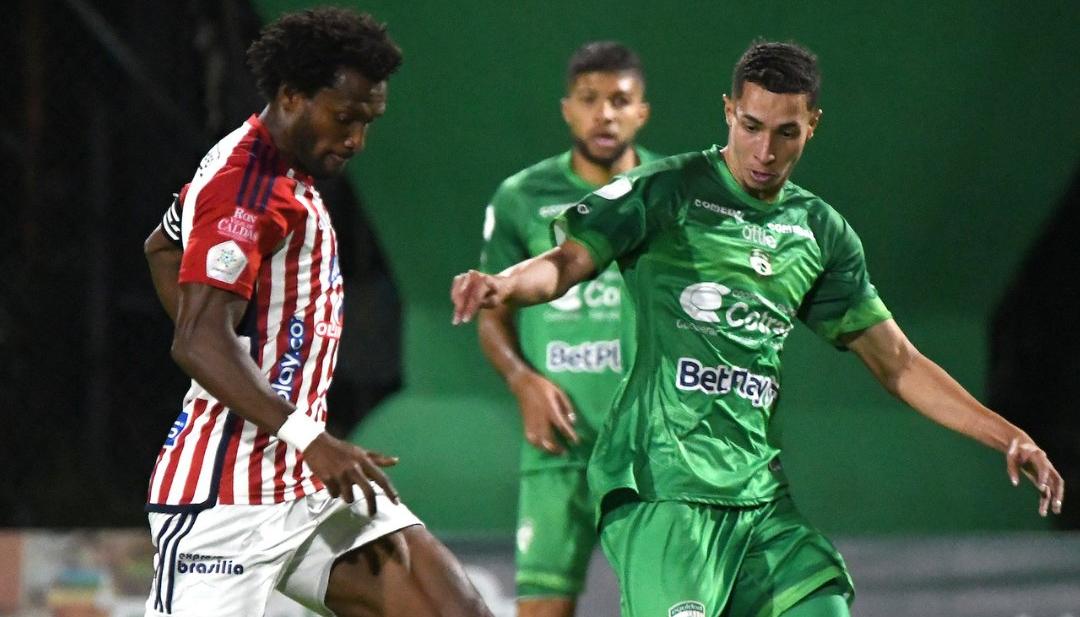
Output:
[562,71,650,167]
[723,82,821,201]
[282,68,388,179]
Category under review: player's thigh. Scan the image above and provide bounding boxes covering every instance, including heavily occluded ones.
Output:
[145,504,304,617]
[516,467,597,600]
[599,493,752,617]
[324,525,492,617]
[275,487,424,616]
[726,497,854,617]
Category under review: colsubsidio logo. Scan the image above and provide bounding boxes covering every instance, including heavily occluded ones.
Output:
[176,553,245,575]
[669,600,706,617]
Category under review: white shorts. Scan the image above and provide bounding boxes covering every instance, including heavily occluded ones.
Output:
[145,487,422,617]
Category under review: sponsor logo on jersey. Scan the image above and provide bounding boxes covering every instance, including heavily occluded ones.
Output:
[216,207,259,244]
[675,357,779,409]
[176,553,245,576]
[766,222,815,240]
[594,176,632,200]
[546,340,621,373]
[164,410,189,447]
[742,223,778,249]
[547,277,621,313]
[538,203,575,218]
[678,283,791,337]
[749,249,773,276]
[206,240,247,284]
[679,282,730,322]
[669,601,706,617]
[270,317,305,400]
[693,198,744,221]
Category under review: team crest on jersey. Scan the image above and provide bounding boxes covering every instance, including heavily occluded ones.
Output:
[749,249,773,276]
[206,240,247,284]
[669,601,705,617]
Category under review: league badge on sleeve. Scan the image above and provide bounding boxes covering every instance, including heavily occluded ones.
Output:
[206,240,248,284]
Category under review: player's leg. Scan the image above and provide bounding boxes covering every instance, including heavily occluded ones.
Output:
[516,468,596,617]
[323,525,492,617]
[598,490,751,617]
[725,496,854,617]
[276,488,492,617]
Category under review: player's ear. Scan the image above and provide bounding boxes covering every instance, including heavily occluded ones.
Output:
[722,94,735,127]
[807,107,822,139]
[277,84,306,115]
[560,96,572,125]
[637,100,651,126]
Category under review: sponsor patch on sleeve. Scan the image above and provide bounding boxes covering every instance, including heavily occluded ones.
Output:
[206,240,248,284]
[594,176,632,200]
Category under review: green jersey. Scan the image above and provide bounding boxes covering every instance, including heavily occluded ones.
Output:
[480,148,661,471]
[557,146,892,506]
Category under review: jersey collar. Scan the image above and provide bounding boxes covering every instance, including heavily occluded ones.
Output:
[559,146,650,191]
[246,114,315,187]
[705,145,786,212]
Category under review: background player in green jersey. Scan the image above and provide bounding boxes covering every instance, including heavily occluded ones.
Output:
[477,42,655,617]
[452,40,1064,617]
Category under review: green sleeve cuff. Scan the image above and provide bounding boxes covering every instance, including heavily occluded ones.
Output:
[553,219,615,271]
[820,294,892,347]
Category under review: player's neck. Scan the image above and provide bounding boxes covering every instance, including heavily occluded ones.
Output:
[571,146,638,187]
[258,106,299,169]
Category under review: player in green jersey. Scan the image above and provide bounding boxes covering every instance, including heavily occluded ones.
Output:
[477,42,656,617]
[452,40,1064,617]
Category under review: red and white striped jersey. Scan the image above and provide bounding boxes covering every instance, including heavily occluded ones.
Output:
[147,115,345,511]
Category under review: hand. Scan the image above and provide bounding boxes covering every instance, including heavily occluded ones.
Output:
[509,371,579,454]
[451,270,510,325]
[302,433,400,516]
[1006,436,1064,516]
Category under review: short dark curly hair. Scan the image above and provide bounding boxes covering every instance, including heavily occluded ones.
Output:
[566,41,645,90]
[732,40,820,108]
[247,7,403,101]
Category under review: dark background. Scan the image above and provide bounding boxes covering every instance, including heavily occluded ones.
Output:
[3,0,1078,535]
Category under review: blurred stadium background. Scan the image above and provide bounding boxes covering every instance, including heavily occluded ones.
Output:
[2,0,1078,615]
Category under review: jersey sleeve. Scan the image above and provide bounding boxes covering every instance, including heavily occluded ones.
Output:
[798,206,892,347]
[554,174,658,271]
[178,171,294,300]
[479,184,528,274]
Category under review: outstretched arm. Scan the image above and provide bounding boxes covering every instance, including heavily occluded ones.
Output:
[478,304,579,454]
[451,239,596,325]
[845,319,1064,516]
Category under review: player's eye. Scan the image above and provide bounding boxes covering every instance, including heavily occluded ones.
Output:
[743,123,759,132]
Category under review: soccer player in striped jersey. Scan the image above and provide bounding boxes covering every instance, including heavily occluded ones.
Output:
[452,40,1064,617]
[142,8,491,617]
[476,42,655,617]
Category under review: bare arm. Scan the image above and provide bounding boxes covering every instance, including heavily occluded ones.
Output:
[478,304,578,453]
[451,240,596,324]
[144,224,183,322]
[845,319,1064,516]
[172,282,399,511]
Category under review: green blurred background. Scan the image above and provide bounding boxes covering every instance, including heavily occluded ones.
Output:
[257,0,1080,536]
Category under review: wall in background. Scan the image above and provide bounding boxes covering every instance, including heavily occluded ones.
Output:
[255,0,1080,535]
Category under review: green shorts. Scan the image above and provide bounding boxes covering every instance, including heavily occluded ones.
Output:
[599,493,854,617]
[515,467,598,599]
